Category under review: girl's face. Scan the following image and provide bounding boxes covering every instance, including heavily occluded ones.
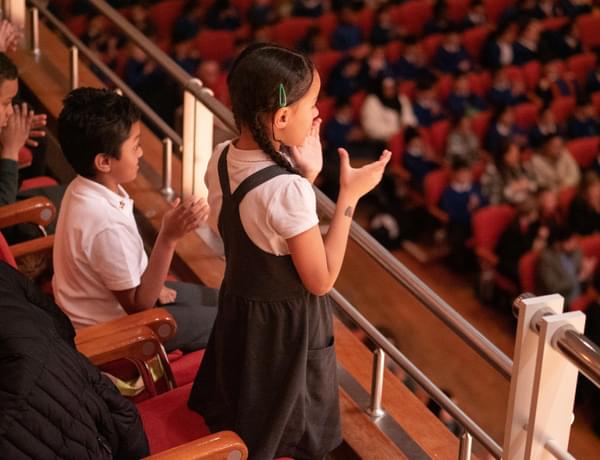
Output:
[278,71,321,147]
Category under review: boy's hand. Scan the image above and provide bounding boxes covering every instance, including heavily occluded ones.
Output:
[157,285,177,305]
[290,118,323,183]
[338,147,391,202]
[160,196,209,243]
[26,113,47,148]
[0,103,34,161]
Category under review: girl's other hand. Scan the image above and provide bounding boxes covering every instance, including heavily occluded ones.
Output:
[158,285,177,305]
[290,118,322,183]
[338,147,391,202]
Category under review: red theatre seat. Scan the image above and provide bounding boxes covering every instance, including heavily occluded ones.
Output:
[550,96,576,125]
[196,30,236,63]
[518,249,539,294]
[389,1,433,37]
[271,17,314,48]
[577,14,600,50]
[514,102,539,131]
[567,52,597,88]
[150,0,186,42]
[566,136,599,169]
[462,26,492,61]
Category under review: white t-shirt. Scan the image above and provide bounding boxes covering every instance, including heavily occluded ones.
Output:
[205,141,319,255]
[52,176,148,329]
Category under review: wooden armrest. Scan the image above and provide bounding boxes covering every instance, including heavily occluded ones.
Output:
[476,247,498,266]
[75,308,177,345]
[77,325,161,367]
[145,431,248,460]
[0,196,56,228]
[11,234,54,259]
[427,206,449,224]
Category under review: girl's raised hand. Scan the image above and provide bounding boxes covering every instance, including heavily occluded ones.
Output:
[338,147,391,202]
[290,118,323,183]
[160,196,210,243]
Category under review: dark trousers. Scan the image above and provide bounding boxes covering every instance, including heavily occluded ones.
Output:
[163,281,219,353]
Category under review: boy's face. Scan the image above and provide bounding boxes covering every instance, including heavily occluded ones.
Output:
[106,121,143,185]
[453,168,472,185]
[0,78,17,128]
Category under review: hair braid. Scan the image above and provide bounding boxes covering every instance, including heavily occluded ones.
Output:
[249,114,299,174]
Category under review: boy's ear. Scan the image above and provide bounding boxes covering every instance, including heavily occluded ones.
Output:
[94,153,112,174]
[273,107,290,130]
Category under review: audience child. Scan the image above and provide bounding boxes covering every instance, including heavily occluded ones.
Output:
[446,115,481,164]
[392,39,433,81]
[567,98,599,139]
[536,225,596,305]
[513,19,542,66]
[189,43,390,459]
[537,187,563,227]
[292,0,325,18]
[447,73,487,118]
[496,196,549,284]
[440,158,486,271]
[529,105,563,148]
[370,4,400,45]
[172,0,204,43]
[332,6,363,51]
[488,68,529,107]
[53,88,218,353]
[535,61,577,107]
[424,0,452,36]
[531,134,581,190]
[434,28,473,76]
[485,105,527,151]
[569,171,600,235]
[247,0,278,28]
[402,126,441,189]
[586,59,600,95]
[327,56,367,100]
[413,76,446,127]
[205,0,242,30]
[553,21,583,60]
[481,142,537,205]
[483,22,518,69]
[463,0,487,29]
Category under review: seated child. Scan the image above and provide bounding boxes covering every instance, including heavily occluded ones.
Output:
[535,225,596,305]
[434,28,473,76]
[402,126,440,189]
[52,88,218,353]
[440,158,486,271]
[567,98,599,139]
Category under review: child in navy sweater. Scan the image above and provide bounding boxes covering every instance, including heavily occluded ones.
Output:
[441,159,486,271]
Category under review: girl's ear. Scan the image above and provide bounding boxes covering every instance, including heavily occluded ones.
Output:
[273,107,290,130]
[94,153,112,174]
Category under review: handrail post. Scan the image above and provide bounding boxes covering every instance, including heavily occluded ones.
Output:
[366,348,385,418]
[161,138,175,199]
[69,46,78,90]
[28,7,39,57]
[458,432,472,460]
[182,79,212,198]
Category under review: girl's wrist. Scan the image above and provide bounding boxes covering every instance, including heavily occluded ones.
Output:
[337,189,360,209]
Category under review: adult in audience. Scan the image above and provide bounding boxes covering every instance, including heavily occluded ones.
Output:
[530,134,580,190]
[569,171,600,235]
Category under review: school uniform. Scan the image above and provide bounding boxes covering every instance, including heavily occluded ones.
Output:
[189,142,342,459]
[52,176,218,352]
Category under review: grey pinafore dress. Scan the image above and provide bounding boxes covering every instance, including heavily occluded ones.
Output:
[188,145,342,460]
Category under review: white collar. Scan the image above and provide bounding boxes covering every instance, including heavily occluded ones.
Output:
[74,175,132,211]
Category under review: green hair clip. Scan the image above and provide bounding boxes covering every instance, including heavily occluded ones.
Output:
[278,83,287,108]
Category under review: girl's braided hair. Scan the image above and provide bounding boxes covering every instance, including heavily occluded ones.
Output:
[227,42,315,173]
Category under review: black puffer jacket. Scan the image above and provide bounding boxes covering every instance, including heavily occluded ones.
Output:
[0,262,149,459]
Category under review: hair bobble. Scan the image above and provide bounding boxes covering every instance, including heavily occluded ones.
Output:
[278,83,287,108]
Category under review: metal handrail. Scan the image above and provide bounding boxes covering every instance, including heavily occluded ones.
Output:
[513,293,600,389]
[330,289,503,458]
[73,0,514,382]
[86,0,236,135]
[29,0,182,147]
[318,187,513,380]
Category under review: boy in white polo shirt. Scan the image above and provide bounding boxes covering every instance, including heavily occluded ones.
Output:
[52,87,218,352]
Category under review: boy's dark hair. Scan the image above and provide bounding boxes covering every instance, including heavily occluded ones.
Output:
[403,126,420,144]
[58,87,140,178]
[334,96,351,110]
[450,157,471,171]
[227,42,315,173]
[0,53,18,84]
[548,224,575,246]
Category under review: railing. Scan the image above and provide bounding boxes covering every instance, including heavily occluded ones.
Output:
[15,1,600,458]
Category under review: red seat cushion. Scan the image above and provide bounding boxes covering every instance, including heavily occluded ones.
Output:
[137,383,210,454]
[171,349,204,387]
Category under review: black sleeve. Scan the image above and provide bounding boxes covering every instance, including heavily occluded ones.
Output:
[0,159,18,206]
